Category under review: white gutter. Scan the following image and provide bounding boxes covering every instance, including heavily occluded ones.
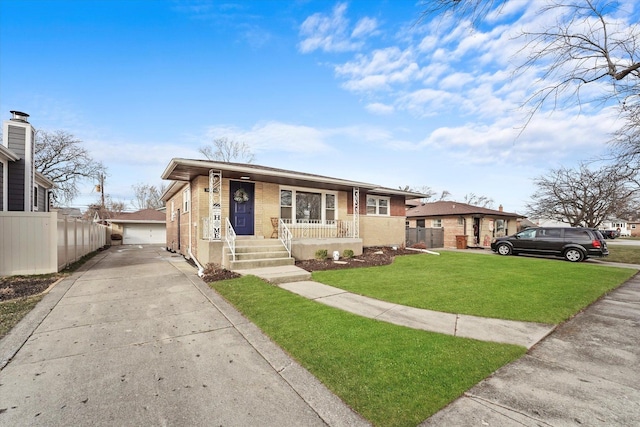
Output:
[187,182,205,277]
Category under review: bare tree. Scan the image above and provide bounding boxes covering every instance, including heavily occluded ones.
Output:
[420,0,640,156]
[131,183,166,210]
[399,184,437,201]
[83,196,126,222]
[35,130,105,205]
[199,137,255,163]
[526,164,638,227]
[463,193,494,208]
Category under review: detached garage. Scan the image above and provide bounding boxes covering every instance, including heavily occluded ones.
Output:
[109,209,166,245]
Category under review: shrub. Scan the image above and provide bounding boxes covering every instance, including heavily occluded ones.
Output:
[315,249,328,260]
[411,242,427,250]
[342,249,354,259]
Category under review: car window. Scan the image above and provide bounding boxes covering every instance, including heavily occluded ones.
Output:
[564,228,590,239]
[537,228,561,238]
[517,229,537,239]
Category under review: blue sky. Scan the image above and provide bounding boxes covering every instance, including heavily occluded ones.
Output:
[1,0,634,213]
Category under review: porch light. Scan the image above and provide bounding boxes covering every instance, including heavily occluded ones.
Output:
[240,176,251,180]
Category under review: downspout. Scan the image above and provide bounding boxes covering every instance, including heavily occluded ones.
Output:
[187,183,205,277]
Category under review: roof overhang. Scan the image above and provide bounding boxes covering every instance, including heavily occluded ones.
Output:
[0,144,20,162]
[160,158,430,200]
[35,171,55,189]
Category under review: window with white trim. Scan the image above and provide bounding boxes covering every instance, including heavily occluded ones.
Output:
[366,196,389,216]
[183,188,190,213]
[171,201,175,221]
[280,187,338,223]
[432,219,442,227]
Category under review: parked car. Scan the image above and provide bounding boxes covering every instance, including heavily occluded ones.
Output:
[491,227,608,262]
[601,229,620,239]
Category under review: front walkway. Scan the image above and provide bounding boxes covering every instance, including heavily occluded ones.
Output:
[279,281,553,349]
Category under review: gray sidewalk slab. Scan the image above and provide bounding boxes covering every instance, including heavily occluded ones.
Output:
[0,246,367,427]
[421,273,640,426]
[279,281,554,348]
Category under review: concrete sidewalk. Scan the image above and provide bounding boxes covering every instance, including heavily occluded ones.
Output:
[422,273,640,426]
[0,246,367,426]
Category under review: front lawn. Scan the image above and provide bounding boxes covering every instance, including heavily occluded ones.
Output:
[212,276,525,427]
[312,251,636,324]
[605,245,640,264]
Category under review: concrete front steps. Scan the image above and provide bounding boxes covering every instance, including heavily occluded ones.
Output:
[228,238,293,269]
[228,238,311,284]
[234,265,312,285]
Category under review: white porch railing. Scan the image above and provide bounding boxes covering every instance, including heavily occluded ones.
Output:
[225,218,236,261]
[278,219,292,257]
[280,219,354,239]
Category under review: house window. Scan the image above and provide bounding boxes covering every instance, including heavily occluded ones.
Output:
[496,219,505,233]
[416,219,425,228]
[296,191,322,221]
[280,187,337,223]
[326,194,335,221]
[183,188,190,213]
[457,217,464,225]
[366,196,389,216]
[33,186,38,207]
[280,190,292,220]
[171,201,175,221]
[432,219,442,227]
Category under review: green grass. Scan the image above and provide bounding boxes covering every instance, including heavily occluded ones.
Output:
[605,245,640,264]
[212,276,525,427]
[0,295,44,339]
[312,252,636,324]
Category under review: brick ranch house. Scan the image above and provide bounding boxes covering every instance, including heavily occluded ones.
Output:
[406,201,524,249]
[160,158,428,270]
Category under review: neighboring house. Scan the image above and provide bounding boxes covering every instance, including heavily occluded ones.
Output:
[160,158,427,269]
[109,208,167,245]
[1,111,54,212]
[529,218,572,228]
[628,220,640,237]
[406,201,524,248]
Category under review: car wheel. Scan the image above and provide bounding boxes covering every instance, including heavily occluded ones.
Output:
[564,248,584,262]
[496,243,512,256]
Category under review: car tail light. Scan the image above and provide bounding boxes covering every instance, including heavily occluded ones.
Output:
[592,240,601,248]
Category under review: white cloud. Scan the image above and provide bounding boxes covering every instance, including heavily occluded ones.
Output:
[365,102,394,115]
[298,3,375,53]
[205,121,333,154]
[351,17,378,38]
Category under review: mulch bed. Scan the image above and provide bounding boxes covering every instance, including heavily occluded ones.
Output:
[0,276,61,302]
[295,246,419,272]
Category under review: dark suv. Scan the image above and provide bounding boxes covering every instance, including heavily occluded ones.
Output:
[491,227,609,262]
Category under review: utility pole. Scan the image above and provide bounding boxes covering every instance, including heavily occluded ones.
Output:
[96,173,105,208]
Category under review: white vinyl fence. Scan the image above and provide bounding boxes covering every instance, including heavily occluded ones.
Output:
[0,211,108,276]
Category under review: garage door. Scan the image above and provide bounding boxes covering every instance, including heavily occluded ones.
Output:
[122,224,166,245]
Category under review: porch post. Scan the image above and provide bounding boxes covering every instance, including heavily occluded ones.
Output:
[353,187,359,238]
[209,169,222,241]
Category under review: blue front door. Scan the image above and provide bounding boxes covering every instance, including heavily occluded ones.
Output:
[230,181,255,235]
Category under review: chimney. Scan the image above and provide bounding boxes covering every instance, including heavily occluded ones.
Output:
[499,204,503,212]
[4,110,36,211]
[10,110,30,123]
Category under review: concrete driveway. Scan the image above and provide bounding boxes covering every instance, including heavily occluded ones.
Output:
[0,246,366,426]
